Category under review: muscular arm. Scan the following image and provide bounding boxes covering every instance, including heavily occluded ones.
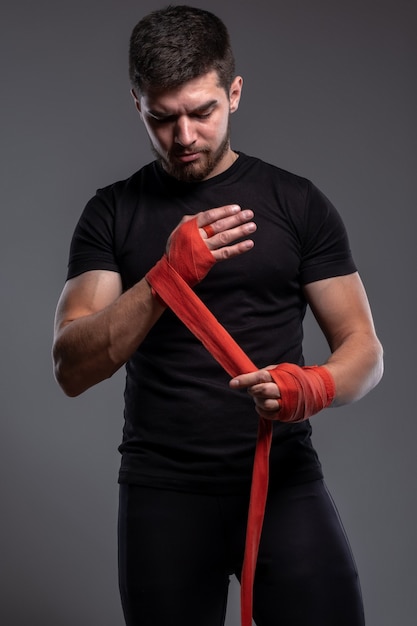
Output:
[230,272,384,417]
[304,272,383,406]
[53,205,256,397]
[53,272,163,396]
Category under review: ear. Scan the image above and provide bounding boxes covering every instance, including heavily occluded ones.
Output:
[229,76,243,113]
[130,88,142,116]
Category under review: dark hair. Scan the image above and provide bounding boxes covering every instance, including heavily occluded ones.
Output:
[129,5,235,94]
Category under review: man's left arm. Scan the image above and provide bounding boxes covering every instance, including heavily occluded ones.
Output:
[230,272,383,418]
[303,271,383,406]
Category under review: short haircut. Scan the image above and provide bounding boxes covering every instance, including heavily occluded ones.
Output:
[129,5,236,94]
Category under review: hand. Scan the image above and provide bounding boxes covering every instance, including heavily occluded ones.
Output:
[167,205,256,262]
[231,363,336,422]
[230,366,282,420]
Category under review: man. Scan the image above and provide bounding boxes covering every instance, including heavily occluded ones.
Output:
[53,5,383,626]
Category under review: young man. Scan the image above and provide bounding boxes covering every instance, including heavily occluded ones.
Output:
[53,6,383,626]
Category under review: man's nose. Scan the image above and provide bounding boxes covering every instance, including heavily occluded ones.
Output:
[174,116,196,147]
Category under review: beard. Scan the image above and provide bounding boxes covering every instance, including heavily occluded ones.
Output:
[152,122,231,182]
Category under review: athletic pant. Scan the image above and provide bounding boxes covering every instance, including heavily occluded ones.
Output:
[118,479,365,626]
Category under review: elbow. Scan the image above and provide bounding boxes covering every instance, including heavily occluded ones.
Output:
[52,342,116,397]
[57,381,83,399]
[355,335,384,402]
[52,343,85,398]
[355,335,384,401]
[329,333,384,407]
[372,337,384,389]
[53,360,84,398]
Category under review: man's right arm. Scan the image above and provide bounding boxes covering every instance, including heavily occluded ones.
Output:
[52,271,165,397]
[52,204,257,397]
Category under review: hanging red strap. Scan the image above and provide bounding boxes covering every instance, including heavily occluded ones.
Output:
[146,217,335,626]
[146,254,271,626]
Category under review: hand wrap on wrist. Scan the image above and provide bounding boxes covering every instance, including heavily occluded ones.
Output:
[269,363,335,422]
[146,217,215,291]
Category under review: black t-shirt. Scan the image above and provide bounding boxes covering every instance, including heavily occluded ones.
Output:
[68,153,356,494]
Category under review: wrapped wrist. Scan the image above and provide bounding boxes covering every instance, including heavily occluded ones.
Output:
[269,363,335,423]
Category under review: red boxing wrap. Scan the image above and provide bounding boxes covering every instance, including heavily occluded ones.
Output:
[147,217,215,288]
[269,363,336,422]
[144,217,335,626]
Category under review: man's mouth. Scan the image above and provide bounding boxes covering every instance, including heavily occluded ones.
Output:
[175,152,201,163]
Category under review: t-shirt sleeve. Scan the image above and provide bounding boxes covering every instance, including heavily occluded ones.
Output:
[66,187,119,280]
[298,181,357,284]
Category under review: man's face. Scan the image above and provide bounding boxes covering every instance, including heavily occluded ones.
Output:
[133,71,242,182]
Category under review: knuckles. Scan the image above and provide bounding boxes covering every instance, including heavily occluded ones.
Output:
[217,231,230,245]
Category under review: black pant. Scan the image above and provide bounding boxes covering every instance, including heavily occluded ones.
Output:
[118,480,365,626]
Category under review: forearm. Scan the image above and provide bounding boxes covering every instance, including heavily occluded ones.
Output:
[53,279,164,396]
[323,331,384,407]
[230,330,383,420]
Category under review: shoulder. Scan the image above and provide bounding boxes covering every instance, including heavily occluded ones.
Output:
[77,161,159,232]
[237,152,308,182]
[94,161,158,205]
[235,152,313,203]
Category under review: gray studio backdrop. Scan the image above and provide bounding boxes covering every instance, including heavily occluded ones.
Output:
[1,1,415,624]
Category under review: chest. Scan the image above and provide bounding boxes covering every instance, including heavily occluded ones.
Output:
[114,183,303,304]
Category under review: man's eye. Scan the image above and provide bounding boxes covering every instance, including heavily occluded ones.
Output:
[153,116,174,124]
[195,111,212,119]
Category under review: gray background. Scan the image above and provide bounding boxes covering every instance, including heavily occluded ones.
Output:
[1,0,415,624]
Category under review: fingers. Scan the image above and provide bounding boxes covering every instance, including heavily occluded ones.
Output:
[198,205,256,241]
[202,224,215,238]
[229,368,273,389]
[212,235,255,260]
[254,403,281,420]
[196,204,257,261]
[196,204,245,228]
[249,381,282,420]
[230,368,281,420]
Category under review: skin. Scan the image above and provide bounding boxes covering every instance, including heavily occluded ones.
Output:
[131,71,243,182]
[53,69,383,414]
